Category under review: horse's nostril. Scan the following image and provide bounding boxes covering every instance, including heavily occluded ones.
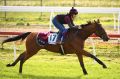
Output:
[106,37,110,41]
[106,38,109,41]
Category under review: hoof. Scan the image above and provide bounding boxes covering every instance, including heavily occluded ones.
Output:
[83,72,88,75]
[103,65,107,68]
[19,71,22,74]
[0,47,4,50]
[19,72,22,75]
[84,73,88,75]
[6,64,11,67]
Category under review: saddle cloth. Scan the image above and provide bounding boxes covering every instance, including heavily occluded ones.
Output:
[36,31,67,46]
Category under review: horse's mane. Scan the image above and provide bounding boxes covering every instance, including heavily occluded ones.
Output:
[80,21,92,28]
[67,21,93,37]
[68,21,92,31]
[68,26,79,32]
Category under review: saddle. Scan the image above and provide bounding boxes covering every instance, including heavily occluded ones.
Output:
[36,29,68,46]
[36,31,67,55]
[36,31,58,45]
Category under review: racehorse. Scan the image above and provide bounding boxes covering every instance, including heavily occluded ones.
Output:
[1,19,109,75]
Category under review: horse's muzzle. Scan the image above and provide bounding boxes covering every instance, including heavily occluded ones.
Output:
[103,37,110,41]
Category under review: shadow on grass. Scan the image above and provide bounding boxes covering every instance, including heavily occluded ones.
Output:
[24,74,82,79]
[0,74,82,79]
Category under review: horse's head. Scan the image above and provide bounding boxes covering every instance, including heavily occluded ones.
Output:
[68,19,109,41]
[93,19,109,41]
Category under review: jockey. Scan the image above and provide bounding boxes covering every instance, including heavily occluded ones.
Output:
[52,7,78,44]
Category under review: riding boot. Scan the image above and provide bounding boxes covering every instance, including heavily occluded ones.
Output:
[56,32,62,44]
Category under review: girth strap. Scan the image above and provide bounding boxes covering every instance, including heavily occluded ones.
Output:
[60,45,65,55]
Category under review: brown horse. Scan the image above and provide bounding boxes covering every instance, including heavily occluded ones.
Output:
[2,20,109,75]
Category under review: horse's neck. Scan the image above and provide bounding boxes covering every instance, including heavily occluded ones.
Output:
[66,27,95,41]
[79,29,95,40]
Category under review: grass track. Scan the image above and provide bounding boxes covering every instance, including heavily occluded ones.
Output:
[0,43,120,79]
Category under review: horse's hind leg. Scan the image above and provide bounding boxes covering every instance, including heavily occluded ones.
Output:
[7,50,29,73]
[19,33,42,73]
[6,51,26,67]
[19,48,40,73]
[19,52,26,73]
[1,44,4,50]
[8,50,29,73]
[82,50,107,68]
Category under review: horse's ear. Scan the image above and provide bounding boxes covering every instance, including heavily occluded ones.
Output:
[87,21,91,24]
[94,20,96,23]
[97,19,100,23]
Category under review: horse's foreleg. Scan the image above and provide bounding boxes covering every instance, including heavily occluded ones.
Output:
[76,52,88,75]
[82,50,107,68]
[6,52,25,67]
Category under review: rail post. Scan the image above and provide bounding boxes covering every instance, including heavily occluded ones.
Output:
[13,42,16,61]
[90,38,96,63]
[49,11,55,31]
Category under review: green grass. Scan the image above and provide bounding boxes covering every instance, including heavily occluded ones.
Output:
[0,42,120,79]
[1,54,120,79]
[0,0,120,7]
[0,12,117,29]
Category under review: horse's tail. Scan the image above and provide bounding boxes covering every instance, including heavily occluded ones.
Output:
[1,32,31,46]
